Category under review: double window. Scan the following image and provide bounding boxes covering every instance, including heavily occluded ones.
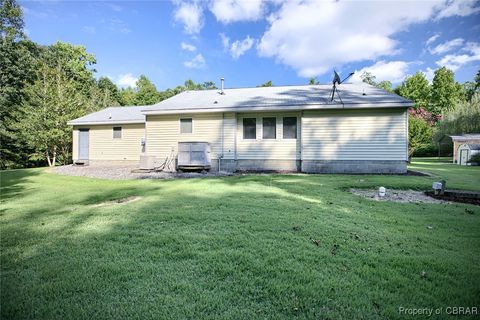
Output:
[113,127,122,139]
[180,118,192,134]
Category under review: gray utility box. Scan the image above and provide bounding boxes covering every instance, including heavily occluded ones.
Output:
[177,142,211,170]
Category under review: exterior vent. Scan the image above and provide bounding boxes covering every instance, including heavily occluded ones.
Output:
[177,142,211,170]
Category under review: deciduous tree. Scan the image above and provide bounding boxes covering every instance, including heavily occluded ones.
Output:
[397,72,431,110]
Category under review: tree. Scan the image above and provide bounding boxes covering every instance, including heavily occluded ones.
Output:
[119,87,136,106]
[201,81,217,90]
[360,71,376,86]
[46,41,96,95]
[0,0,39,168]
[15,62,85,166]
[408,111,433,159]
[258,80,273,87]
[463,70,480,101]
[430,67,463,114]
[97,76,120,107]
[376,80,393,92]
[397,72,431,110]
[434,93,480,141]
[309,77,319,85]
[134,75,160,105]
[0,0,24,40]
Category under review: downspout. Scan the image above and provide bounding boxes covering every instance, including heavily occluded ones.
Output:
[300,110,303,172]
[405,108,409,162]
[219,112,224,172]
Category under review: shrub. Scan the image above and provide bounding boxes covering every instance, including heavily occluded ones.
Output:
[468,153,480,164]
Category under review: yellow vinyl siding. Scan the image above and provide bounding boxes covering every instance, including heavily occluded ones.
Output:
[302,108,407,160]
[72,124,145,161]
[146,113,236,160]
[236,112,301,160]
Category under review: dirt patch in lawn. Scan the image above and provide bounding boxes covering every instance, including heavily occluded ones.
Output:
[91,196,142,207]
[351,188,450,204]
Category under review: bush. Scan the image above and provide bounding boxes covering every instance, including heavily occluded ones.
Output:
[468,153,480,164]
[413,144,439,157]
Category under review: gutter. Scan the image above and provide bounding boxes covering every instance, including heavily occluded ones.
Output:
[67,120,145,126]
[142,102,413,116]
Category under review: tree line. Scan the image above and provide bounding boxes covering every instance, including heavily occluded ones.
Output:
[0,0,217,169]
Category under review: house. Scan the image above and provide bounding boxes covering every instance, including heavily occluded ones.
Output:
[68,83,413,173]
[447,134,480,164]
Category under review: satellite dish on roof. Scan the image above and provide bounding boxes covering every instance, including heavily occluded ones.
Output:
[330,70,354,102]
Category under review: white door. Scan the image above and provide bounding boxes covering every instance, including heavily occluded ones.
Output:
[460,149,469,165]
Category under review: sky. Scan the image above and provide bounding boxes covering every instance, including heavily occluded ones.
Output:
[21,0,480,91]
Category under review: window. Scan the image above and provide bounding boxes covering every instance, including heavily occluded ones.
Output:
[243,118,256,139]
[180,118,192,134]
[263,117,276,139]
[113,127,122,139]
[283,117,297,139]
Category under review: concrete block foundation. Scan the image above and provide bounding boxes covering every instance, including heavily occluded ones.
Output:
[301,160,407,174]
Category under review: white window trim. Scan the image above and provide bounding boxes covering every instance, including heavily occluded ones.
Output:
[113,126,122,139]
[179,117,193,134]
[241,117,257,140]
[282,116,298,140]
[262,116,277,140]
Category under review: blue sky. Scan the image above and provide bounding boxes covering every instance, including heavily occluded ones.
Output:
[21,0,480,90]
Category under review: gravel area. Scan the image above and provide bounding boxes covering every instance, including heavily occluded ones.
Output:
[351,188,451,204]
[51,165,233,180]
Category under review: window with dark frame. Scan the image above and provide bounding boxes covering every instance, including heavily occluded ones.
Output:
[263,117,276,139]
[243,118,256,139]
[180,118,192,134]
[113,127,122,139]
[283,117,297,139]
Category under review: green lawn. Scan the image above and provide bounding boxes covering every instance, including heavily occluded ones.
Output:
[1,158,479,319]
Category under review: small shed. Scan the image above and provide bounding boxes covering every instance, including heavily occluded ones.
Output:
[457,144,480,165]
[448,134,480,164]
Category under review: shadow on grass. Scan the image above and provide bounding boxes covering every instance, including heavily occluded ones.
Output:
[2,173,480,319]
[0,169,41,202]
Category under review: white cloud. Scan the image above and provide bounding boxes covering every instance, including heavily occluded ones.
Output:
[429,38,464,55]
[220,34,255,59]
[229,36,255,59]
[351,60,410,84]
[257,0,479,77]
[426,34,440,46]
[116,73,138,88]
[220,33,230,49]
[184,53,206,68]
[209,0,265,23]
[436,42,480,71]
[174,1,204,34]
[436,0,480,19]
[82,26,96,34]
[181,42,197,52]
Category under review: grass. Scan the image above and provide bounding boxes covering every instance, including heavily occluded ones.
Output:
[1,158,479,319]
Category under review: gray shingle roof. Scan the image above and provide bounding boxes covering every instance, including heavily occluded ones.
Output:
[68,106,146,125]
[142,83,413,115]
[68,83,413,125]
[449,134,480,141]
[467,144,480,150]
